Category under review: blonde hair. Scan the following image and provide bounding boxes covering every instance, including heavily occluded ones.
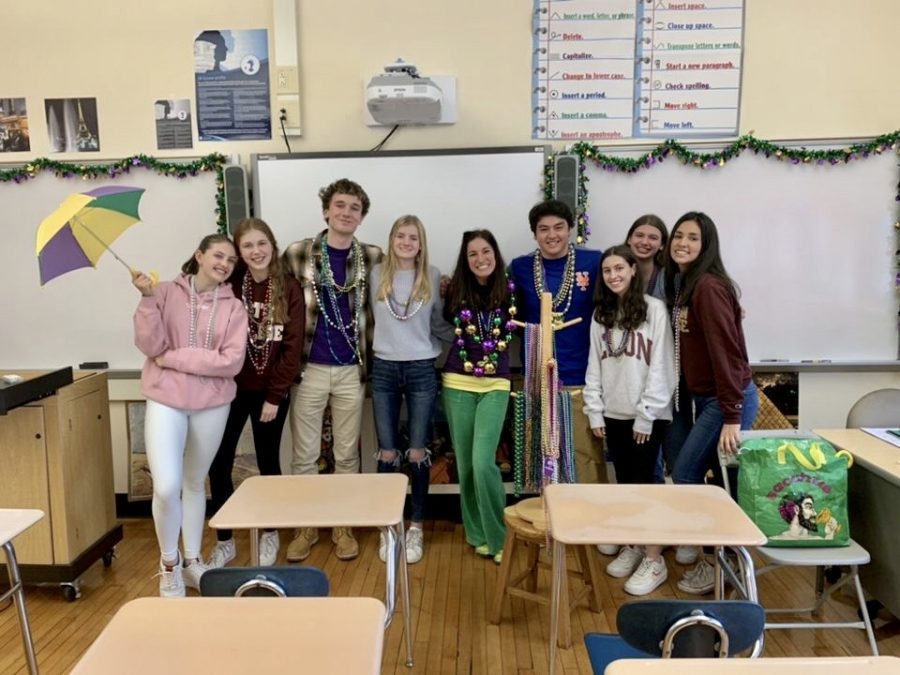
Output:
[232,217,289,325]
[376,215,432,303]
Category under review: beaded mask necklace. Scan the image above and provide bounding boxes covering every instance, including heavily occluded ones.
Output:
[532,244,575,328]
[242,271,274,374]
[453,278,517,377]
[312,238,366,364]
[189,275,219,350]
[672,291,688,411]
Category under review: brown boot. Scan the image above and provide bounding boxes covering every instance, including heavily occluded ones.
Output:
[332,527,359,560]
[286,527,319,562]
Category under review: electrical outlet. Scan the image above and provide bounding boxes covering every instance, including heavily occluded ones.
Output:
[276,66,299,93]
[277,96,301,133]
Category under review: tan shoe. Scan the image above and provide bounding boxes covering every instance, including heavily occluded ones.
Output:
[332,527,359,560]
[286,527,319,562]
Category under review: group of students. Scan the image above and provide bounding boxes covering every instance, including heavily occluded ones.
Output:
[131,178,757,600]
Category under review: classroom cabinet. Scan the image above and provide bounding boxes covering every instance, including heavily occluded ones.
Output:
[0,371,120,569]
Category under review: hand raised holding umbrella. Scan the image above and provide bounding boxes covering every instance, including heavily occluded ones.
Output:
[36,185,158,285]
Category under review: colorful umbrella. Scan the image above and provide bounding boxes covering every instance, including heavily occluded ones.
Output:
[36,185,145,285]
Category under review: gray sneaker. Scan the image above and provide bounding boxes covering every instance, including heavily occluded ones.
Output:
[675,545,700,565]
[259,531,280,566]
[207,539,236,569]
[677,559,715,595]
[406,528,424,564]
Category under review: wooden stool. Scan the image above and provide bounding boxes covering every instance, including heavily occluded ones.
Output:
[489,499,602,648]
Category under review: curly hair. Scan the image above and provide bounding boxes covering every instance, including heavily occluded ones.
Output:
[318,178,370,217]
[592,245,647,330]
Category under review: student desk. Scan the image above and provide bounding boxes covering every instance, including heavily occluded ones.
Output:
[604,655,900,674]
[208,473,414,666]
[543,484,767,675]
[0,508,44,675]
[71,596,386,674]
[814,428,900,619]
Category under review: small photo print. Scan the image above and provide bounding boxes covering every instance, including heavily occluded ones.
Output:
[154,98,193,150]
[44,97,100,153]
[0,98,30,152]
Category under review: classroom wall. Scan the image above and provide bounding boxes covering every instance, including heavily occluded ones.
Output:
[4,0,898,492]
[3,0,897,165]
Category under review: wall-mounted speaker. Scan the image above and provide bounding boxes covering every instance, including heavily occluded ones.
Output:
[553,154,580,218]
[222,165,250,234]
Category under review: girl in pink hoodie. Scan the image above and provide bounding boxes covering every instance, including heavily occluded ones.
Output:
[133,233,247,598]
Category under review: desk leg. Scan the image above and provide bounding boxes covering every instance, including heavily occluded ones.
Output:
[249,528,259,566]
[3,542,39,675]
[548,540,565,675]
[382,524,414,667]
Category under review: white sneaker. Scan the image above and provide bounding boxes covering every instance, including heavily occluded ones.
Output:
[606,545,644,578]
[597,544,620,556]
[157,557,185,598]
[259,531,280,566]
[675,545,700,565]
[624,557,668,596]
[378,532,388,563]
[677,559,715,595]
[207,539,236,569]
[182,558,208,591]
[406,528,424,564]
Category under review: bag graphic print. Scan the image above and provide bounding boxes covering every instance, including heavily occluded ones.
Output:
[737,438,853,547]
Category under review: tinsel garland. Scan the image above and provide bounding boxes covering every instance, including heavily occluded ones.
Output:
[0,153,228,233]
[542,131,900,256]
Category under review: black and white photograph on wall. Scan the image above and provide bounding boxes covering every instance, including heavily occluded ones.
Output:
[44,97,100,152]
[0,97,30,152]
[194,28,271,141]
[154,98,193,150]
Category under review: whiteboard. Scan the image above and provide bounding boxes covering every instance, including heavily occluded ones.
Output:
[251,147,548,275]
[583,149,898,361]
[1,169,221,369]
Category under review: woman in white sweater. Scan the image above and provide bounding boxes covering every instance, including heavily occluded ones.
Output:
[583,244,676,596]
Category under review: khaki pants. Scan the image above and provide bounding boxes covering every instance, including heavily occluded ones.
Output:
[289,364,365,475]
[566,387,608,484]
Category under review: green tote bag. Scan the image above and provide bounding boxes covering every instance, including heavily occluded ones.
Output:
[737,438,852,547]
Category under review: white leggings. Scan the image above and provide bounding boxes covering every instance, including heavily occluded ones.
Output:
[144,400,230,561]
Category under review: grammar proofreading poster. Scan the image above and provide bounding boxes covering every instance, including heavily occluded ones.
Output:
[532,0,744,140]
[194,29,271,141]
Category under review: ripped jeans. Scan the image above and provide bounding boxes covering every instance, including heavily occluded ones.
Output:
[371,357,438,523]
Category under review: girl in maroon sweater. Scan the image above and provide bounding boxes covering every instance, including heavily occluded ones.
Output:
[664,211,758,594]
[206,218,305,568]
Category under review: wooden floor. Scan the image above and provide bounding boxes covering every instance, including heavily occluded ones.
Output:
[2,518,899,674]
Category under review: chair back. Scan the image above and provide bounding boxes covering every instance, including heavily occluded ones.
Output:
[199,565,329,598]
[617,600,765,657]
[846,388,900,428]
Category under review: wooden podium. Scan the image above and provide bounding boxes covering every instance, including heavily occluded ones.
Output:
[0,370,122,600]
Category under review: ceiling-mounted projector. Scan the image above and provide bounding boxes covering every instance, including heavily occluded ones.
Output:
[365,59,456,126]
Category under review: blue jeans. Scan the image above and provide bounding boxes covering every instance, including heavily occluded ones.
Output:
[667,382,759,486]
[372,357,438,523]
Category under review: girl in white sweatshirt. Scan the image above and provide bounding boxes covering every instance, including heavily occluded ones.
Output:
[583,244,676,596]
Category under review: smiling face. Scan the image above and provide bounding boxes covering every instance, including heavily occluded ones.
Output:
[670,220,702,271]
[391,223,421,267]
[466,237,496,284]
[534,214,571,260]
[627,223,665,263]
[323,192,364,238]
[195,241,238,289]
[237,228,273,278]
[601,254,637,297]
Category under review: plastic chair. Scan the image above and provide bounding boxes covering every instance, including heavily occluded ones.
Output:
[199,565,329,598]
[846,388,900,428]
[719,430,879,655]
[583,599,765,674]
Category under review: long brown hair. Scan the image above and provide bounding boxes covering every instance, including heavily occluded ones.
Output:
[181,233,234,275]
[593,245,647,330]
[444,229,510,316]
[376,215,432,303]
[232,218,289,324]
